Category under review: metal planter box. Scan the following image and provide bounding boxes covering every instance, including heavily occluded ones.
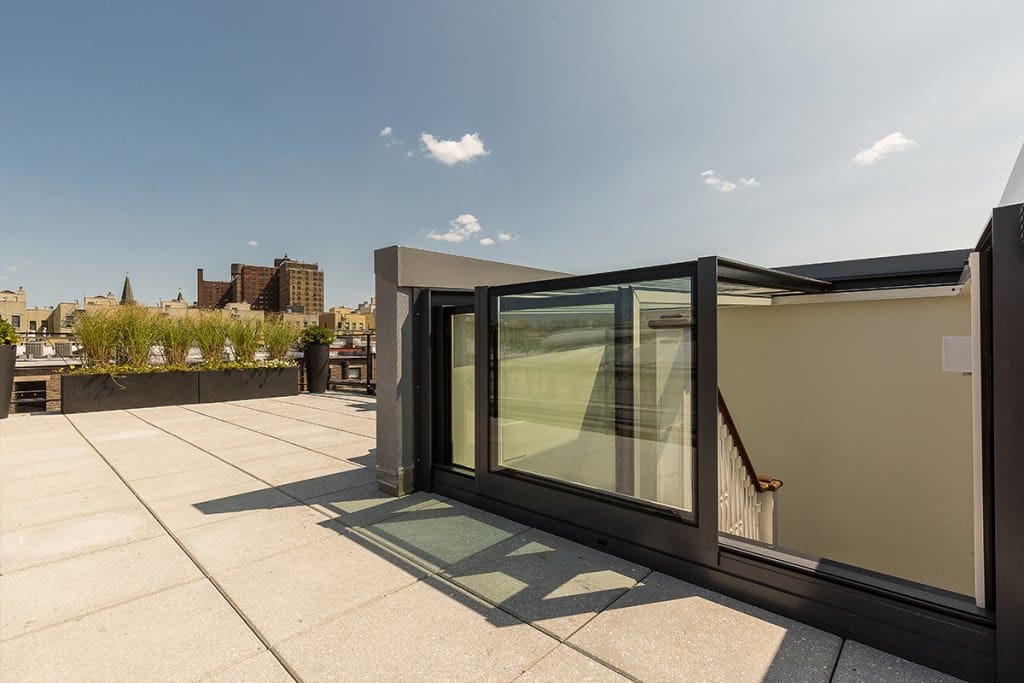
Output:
[197,366,298,403]
[61,371,200,414]
[61,366,299,414]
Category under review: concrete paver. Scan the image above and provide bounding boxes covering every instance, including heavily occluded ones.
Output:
[145,480,296,532]
[442,528,650,640]
[358,497,529,572]
[0,465,122,503]
[128,462,256,501]
[0,506,164,573]
[308,482,451,528]
[516,644,630,681]
[0,479,138,531]
[214,532,427,642]
[176,504,342,574]
[200,650,295,682]
[0,580,266,682]
[277,575,557,682]
[568,571,842,682]
[0,535,202,640]
[0,394,964,682]
[832,640,965,682]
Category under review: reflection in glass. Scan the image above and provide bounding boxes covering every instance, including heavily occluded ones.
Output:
[496,278,694,512]
[450,313,475,469]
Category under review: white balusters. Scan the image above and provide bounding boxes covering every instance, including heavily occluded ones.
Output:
[717,410,776,542]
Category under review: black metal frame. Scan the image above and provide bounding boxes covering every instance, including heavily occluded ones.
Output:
[470,258,716,565]
[986,204,1024,680]
[408,229,1024,679]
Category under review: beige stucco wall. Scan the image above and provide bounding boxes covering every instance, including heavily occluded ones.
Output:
[718,293,974,595]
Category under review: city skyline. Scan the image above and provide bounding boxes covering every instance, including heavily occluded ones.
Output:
[2,2,1022,307]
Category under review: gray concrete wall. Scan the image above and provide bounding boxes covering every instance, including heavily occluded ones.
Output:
[373,246,566,495]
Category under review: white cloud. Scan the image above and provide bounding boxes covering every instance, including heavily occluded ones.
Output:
[406,151,414,158]
[6,261,28,272]
[479,237,495,246]
[497,231,513,242]
[379,126,392,137]
[701,170,737,193]
[700,170,762,193]
[246,240,259,247]
[427,214,484,243]
[853,132,916,166]
[420,132,489,166]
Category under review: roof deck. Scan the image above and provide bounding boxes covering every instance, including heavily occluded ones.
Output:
[0,394,959,681]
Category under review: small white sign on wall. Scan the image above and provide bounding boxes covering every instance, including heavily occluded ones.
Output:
[942,336,972,373]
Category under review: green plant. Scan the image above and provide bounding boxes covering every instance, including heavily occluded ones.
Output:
[227,317,263,362]
[115,306,158,366]
[262,316,302,360]
[74,310,119,367]
[300,325,334,346]
[191,313,229,365]
[0,318,18,345]
[156,315,194,366]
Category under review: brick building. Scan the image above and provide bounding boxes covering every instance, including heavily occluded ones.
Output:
[196,256,324,313]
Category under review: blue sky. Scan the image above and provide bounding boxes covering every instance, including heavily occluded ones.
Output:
[2,1,1022,308]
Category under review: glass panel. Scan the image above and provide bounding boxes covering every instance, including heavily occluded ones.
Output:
[717,282,976,598]
[496,277,694,512]
[450,312,475,469]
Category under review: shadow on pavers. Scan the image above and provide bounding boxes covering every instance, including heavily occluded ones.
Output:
[192,470,839,678]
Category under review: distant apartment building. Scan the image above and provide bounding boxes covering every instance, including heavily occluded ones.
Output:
[196,256,324,314]
[320,298,376,333]
[0,287,79,335]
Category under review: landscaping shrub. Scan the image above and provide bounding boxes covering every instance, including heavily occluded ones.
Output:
[157,314,194,366]
[192,313,230,365]
[300,325,334,346]
[115,306,158,366]
[228,317,263,362]
[0,319,18,346]
[263,316,302,360]
[74,310,119,367]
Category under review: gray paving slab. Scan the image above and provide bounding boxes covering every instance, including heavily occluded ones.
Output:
[356,497,530,572]
[127,462,256,501]
[93,442,223,481]
[0,535,202,640]
[832,640,965,682]
[0,465,122,503]
[242,452,378,500]
[307,482,450,528]
[0,441,96,466]
[200,650,294,682]
[176,504,342,574]
[207,439,312,463]
[277,575,557,682]
[0,451,106,482]
[0,506,164,573]
[145,479,297,531]
[567,571,842,683]
[0,580,265,682]
[442,528,650,640]
[0,479,139,531]
[0,413,70,435]
[516,645,629,682]
[215,531,427,643]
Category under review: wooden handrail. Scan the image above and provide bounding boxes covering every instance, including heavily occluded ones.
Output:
[718,391,782,492]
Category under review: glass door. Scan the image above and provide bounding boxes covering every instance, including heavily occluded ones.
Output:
[476,259,719,564]
[426,291,476,489]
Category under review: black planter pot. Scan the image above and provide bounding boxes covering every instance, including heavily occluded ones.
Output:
[61,371,200,415]
[304,344,330,393]
[198,366,299,403]
[0,345,14,419]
